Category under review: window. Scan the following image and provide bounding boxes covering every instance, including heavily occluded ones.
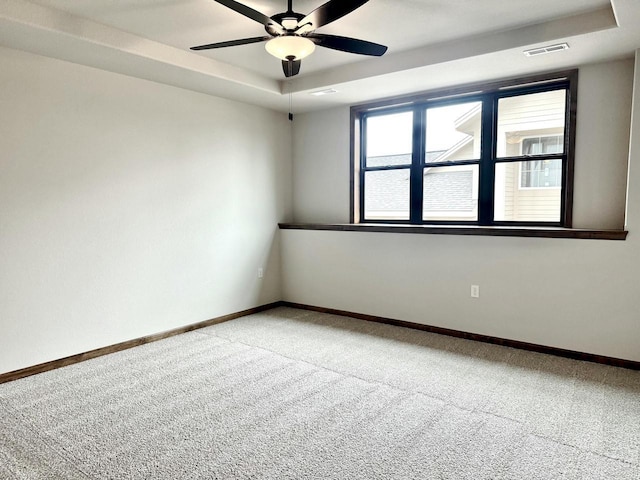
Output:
[519,159,562,189]
[363,111,413,220]
[351,70,577,226]
[522,135,563,156]
[519,135,563,189]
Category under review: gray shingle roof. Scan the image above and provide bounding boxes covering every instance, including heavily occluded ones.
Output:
[365,169,410,212]
[423,170,473,211]
[366,152,447,167]
[366,154,411,167]
[365,169,474,213]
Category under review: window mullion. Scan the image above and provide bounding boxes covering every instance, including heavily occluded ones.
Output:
[478,96,497,225]
[410,107,425,224]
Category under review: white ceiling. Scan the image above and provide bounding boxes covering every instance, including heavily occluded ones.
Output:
[1,0,639,112]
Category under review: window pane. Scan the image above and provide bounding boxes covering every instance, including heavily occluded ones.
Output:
[494,161,561,222]
[423,165,478,221]
[366,111,413,167]
[497,90,566,158]
[426,102,482,162]
[364,169,410,220]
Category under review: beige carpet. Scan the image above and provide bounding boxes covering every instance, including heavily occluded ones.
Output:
[1,306,639,479]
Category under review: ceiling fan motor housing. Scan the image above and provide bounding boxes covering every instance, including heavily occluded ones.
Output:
[268,11,306,35]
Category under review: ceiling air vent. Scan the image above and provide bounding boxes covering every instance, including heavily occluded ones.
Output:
[309,88,339,97]
[523,43,570,57]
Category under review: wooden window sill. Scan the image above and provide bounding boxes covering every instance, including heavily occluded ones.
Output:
[278,223,628,240]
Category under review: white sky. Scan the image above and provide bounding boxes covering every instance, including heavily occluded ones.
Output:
[366,102,480,157]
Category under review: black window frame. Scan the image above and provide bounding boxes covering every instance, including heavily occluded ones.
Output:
[350,70,578,227]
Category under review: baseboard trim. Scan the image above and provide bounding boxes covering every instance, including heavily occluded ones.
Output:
[0,301,284,385]
[281,301,640,371]
[4,300,637,384]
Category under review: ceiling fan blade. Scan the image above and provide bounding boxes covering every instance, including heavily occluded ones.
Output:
[306,33,387,56]
[282,57,302,77]
[297,0,369,31]
[191,36,271,50]
[213,0,284,34]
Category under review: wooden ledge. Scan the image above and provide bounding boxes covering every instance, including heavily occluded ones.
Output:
[278,223,628,240]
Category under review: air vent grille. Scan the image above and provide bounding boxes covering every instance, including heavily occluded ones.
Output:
[524,43,570,57]
[310,88,339,96]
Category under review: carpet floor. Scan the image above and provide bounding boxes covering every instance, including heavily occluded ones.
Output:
[1,307,639,479]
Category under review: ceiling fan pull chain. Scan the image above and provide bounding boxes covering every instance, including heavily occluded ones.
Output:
[288,80,294,121]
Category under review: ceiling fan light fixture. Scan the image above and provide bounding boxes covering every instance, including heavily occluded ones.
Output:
[265,35,316,60]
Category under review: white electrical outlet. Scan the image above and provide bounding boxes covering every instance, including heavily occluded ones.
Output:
[471,285,480,298]
[257,268,264,279]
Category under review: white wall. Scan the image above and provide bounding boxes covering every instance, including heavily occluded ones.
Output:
[0,46,292,374]
[283,57,640,362]
[292,107,351,223]
[574,60,634,229]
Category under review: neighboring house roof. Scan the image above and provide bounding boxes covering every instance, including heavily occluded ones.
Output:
[365,154,475,213]
[454,104,482,134]
[423,170,474,211]
[365,169,410,212]
[366,153,410,167]
[366,152,447,166]
[426,151,447,163]
[430,137,473,163]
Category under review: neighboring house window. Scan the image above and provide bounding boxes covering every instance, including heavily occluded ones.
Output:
[522,135,563,155]
[519,135,563,189]
[520,159,562,188]
[351,70,577,226]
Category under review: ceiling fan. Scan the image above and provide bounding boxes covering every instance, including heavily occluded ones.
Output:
[191,0,388,78]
